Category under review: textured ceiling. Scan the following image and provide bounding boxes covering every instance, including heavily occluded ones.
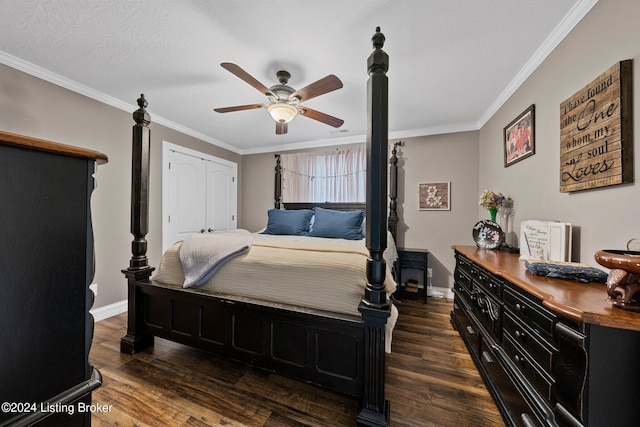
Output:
[0,0,596,154]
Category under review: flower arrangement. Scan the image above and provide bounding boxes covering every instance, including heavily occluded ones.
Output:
[479,190,505,209]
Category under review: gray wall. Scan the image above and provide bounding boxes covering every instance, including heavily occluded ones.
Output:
[478,0,640,266]
[241,151,277,231]
[395,132,479,288]
[0,63,241,310]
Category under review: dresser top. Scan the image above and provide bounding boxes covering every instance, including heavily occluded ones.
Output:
[0,130,108,164]
[453,245,640,332]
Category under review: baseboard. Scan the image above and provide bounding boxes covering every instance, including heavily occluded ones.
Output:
[426,286,454,299]
[91,299,128,322]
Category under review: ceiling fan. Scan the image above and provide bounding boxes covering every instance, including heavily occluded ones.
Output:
[214,62,344,135]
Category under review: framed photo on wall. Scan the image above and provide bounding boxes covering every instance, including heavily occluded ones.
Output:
[504,104,535,167]
[419,182,450,210]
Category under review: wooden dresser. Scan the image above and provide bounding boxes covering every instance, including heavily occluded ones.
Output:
[0,131,107,426]
[451,245,640,427]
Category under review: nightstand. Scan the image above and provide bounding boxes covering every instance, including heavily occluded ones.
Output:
[396,248,429,304]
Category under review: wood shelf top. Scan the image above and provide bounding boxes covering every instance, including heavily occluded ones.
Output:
[453,245,640,332]
[0,130,108,164]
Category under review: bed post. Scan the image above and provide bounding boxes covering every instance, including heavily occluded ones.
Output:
[274,153,282,209]
[357,27,391,427]
[120,94,155,354]
[388,141,401,240]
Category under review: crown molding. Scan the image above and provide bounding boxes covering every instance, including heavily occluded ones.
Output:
[478,0,599,127]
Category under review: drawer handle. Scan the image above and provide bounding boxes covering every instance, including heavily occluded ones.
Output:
[482,351,496,366]
[514,354,522,364]
[465,326,477,336]
[515,330,526,340]
[515,303,526,313]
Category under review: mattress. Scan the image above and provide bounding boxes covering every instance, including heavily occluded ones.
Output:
[152,232,399,351]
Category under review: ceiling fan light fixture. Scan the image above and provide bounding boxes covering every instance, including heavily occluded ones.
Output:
[267,103,297,123]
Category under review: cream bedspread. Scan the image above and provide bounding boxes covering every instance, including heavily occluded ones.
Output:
[152,233,399,352]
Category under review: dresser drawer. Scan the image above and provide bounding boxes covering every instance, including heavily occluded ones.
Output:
[503,311,556,372]
[479,337,545,427]
[456,254,473,275]
[471,283,502,338]
[454,269,473,292]
[454,280,472,305]
[452,295,480,357]
[470,264,490,288]
[486,274,503,299]
[504,286,556,340]
[400,250,427,263]
[503,333,555,403]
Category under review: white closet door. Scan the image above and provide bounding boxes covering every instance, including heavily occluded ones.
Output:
[163,142,238,251]
[166,150,206,244]
[206,160,236,233]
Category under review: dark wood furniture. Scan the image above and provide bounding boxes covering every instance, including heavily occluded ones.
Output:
[0,131,106,426]
[451,245,640,427]
[396,248,429,303]
[120,28,394,426]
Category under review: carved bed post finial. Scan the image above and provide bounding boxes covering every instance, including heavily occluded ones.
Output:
[275,153,282,209]
[121,94,155,354]
[372,26,385,50]
[128,94,152,271]
[358,27,391,427]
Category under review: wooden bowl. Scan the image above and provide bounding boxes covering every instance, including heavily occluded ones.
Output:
[595,250,640,274]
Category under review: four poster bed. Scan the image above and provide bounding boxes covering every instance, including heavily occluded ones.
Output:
[121,28,395,426]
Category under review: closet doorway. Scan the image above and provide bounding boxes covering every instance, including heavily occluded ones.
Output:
[162,141,237,251]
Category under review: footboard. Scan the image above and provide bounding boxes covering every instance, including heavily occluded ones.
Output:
[133,281,365,396]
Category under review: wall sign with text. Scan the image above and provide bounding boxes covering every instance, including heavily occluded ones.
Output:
[559,60,633,192]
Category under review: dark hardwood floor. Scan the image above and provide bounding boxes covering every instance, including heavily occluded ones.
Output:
[90,297,503,426]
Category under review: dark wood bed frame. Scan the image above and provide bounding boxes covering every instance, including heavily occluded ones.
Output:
[121,28,394,426]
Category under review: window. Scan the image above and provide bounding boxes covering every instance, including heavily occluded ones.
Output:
[281,146,366,202]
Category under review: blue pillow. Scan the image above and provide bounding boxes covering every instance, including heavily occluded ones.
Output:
[310,207,365,240]
[262,209,313,235]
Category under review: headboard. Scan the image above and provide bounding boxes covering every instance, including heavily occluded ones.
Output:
[283,202,365,211]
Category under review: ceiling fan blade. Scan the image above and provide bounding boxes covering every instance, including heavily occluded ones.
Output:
[220,63,274,97]
[290,75,343,102]
[275,121,288,135]
[298,107,344,128]
[213,104,264,113]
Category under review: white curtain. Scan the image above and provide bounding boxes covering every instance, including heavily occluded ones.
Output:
[281,146,366,202]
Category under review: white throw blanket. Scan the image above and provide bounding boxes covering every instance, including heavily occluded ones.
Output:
[179,229,254,288]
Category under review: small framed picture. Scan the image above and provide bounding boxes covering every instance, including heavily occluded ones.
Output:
[504,104,535,167]
[419,182,450,210]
